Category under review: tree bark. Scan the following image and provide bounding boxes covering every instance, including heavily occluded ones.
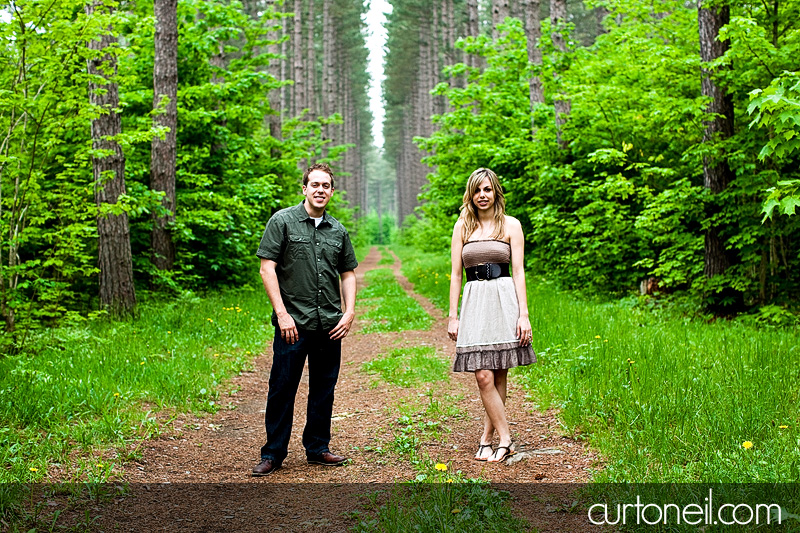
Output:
[698,0,740,313]
[511,0,523,20]
[431,3,444,115]
[524,0,544,136]
[151,0,178,272]
[280,2,289,116]
[86,1,136,316]
[444,0,455,67]
[596,6,610,35]
[306,0,316,115]
[266,0,283,157]
[492,0,510,38]
[551,0,571,150]
[322,0,335,154]
[292,0,305,117]
[466,0,480,70]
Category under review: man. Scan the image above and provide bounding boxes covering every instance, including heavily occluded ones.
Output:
[252,163,358,477]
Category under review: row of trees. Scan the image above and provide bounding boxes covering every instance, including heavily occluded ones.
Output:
[390,0,799,315]
[0,0,374,349]
[383,0,605,221]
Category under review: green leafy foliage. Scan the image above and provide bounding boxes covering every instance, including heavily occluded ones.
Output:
[748,72,800,219]
[401,0,800,311]
[0,0,368,349]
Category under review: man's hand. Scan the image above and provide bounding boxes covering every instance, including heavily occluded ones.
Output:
[329,311,355,340]
[277,311,299,344]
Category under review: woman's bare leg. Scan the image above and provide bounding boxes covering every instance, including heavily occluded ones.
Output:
[475,369,512,460]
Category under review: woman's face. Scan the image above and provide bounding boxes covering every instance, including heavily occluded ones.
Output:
[472,176,495,212]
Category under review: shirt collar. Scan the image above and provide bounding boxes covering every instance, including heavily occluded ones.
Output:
[293,201,329,226]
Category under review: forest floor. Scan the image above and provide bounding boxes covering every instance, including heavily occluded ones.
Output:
[60,248,603,531]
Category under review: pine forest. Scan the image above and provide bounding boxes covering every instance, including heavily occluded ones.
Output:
[3,0,800,499]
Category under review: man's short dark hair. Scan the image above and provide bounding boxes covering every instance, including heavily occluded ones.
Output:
[303,163,335,188]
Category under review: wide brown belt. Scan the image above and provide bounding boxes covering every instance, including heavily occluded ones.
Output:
[465,262,510,282]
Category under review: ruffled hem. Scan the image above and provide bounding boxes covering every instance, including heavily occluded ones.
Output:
[453,342,536,372]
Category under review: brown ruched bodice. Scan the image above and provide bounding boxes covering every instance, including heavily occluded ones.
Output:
[461,240,511,268]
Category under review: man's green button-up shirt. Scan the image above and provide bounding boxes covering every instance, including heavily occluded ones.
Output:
[256,202,358,331]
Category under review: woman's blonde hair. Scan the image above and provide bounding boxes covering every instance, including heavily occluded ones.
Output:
[459,168,506,243]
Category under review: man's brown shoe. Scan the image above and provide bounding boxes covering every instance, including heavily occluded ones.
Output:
[252,458,281,477]
[307,452,348,466]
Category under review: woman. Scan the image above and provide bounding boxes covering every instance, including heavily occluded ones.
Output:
[447,168,536,463]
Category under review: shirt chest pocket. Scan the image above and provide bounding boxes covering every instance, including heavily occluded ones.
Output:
[320,236,342,265]
[287,234,311,261]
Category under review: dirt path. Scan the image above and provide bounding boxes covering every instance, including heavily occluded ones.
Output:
[98,247,600,531]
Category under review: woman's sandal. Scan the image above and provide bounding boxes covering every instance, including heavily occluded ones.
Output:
[488,442,516,463]
[474,443,494,461]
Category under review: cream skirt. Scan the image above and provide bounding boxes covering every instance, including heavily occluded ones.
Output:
[453,277,536,372]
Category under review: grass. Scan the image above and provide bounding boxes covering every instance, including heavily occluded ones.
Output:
[362,346,449,387]
[349,482,532,532]
[394,245,800,482]
[357,268,433,333]
[378,246,395,265]
[393,246,454,311]
[0,285,273,484]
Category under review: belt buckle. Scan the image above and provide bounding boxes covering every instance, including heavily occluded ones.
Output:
[475,264,487,281]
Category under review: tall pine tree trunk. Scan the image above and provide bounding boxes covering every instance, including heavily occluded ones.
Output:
[524,0,544,136]
[280,3,289,116]
[492,0,510,38]
[550,0,571,150]
[86,1,136,316]
[151,0,178,272]
[466,0,480,70]
[322,0,335,154]
[698,0,740,313]
[292,0,305,117]
[267,0,283,157]
[306,0,316,114]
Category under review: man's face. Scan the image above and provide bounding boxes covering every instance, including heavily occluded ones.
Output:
[303,170,334,211]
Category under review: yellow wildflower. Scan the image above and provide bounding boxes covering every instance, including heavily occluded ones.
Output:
[446,478,454,483]
[742,441,754,449]
[113,393,120,397]
[29,467,38,472]
[435,463,447,471]
[779,425,789,429]
[140,362,145,365]
[595,335,601,339]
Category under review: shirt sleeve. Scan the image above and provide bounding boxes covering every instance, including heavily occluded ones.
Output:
[256,214,285,261]
[338,229,359,273]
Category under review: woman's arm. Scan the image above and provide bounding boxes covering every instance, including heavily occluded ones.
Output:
[448,219,464,341]
[508,216,532,346]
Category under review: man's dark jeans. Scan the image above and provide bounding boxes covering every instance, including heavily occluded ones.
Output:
[260,329,341,464]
